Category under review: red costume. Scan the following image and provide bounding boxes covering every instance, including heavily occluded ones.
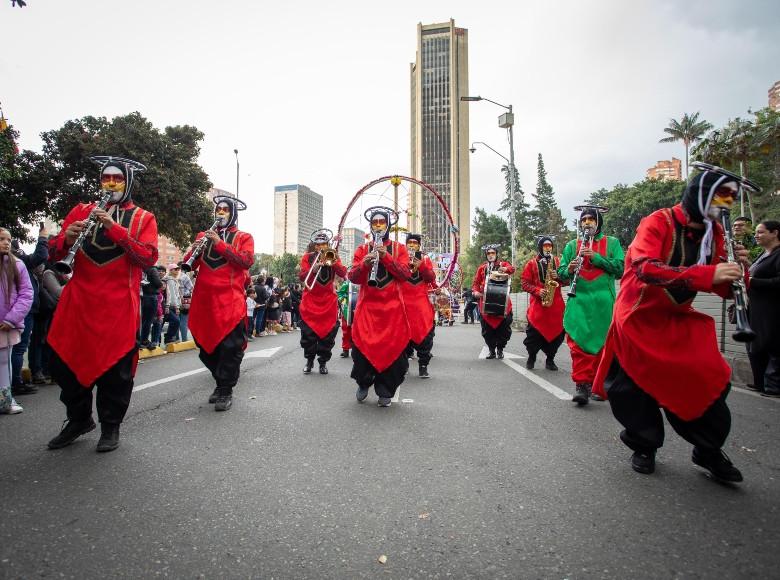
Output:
[401,256,436,345]
[299,252,347,339]
[185,227,254,354]
[472,261,515,329]
[521,256,564,342]
[49,201,157,386]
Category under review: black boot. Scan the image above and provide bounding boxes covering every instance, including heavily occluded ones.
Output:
[208,387,219,404]
[48,418,97,449]
[631,450,656,474]
[214,393,233,412]
[526,353,536,369]
[545,358,558,371]
[96,423,120,453]
[419,364,429,378]
[340,349,350,358]
[496,348,504,359]
[303,359,314,374]
[319,364,328,375]
[572,383,591,406]
[692,448,743,483]
[486,349,496,360]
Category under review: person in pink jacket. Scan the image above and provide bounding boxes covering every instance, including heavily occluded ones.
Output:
[0,227,34,414]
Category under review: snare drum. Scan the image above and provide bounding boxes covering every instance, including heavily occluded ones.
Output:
[483,276,510,317]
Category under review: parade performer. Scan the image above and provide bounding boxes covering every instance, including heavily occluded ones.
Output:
[521,236,565,371]
[472,244,515,359]
[184,195,253,412]
[592,163,757,482]
[348,207,411,407]
[299,229,347,374]
[557,206,624,405]
[401,234,436,378]
[336,280,358,358]
[434,287,455,327]
[47,156,157,451]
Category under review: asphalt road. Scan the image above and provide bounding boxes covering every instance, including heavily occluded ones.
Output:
[1,323,779,579]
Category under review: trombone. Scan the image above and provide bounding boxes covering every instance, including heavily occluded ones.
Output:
[304,229,337,290]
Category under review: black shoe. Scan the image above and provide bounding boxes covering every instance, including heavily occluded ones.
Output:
[48,418,97,449]
[631,451,656,474]
[208,388,218,404]
[486,350,496,360]
[419,365,429,378]
[572,383,591,406]
[356,386,369,402]
[319,364,328,375]
[96,423,120,453]
[12,383,38,396]
[448,321,454,327]
[214,395,233,412]
[526,354,536,370]
[496,349,504,359]
[545,359,558,371]
[762,388,780,398]
[743,383,764,392]
[340,350,350,358]
[378,397,392,407]
[303,361,313,374]
[692,448,743,483]
[590,393,605,401]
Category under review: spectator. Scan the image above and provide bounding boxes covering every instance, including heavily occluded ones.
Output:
[246,288,256,341]
[177,269,194,341]
[281,286,293,332]
[266,285,282,335]
[747,220,780,397]
[162,264,181,345]
[462,288,477,324]
[140,265,163,348]
[149,265,167,349]
[252,276,269,337]
[9,224,49,396]
[0,227,34,414]
[732,216,760,259]
[290,283,302,330]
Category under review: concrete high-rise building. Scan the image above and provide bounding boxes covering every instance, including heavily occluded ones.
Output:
[337,227,367,264]
[769,80,780,111]
[273,184,323,256]
[158,235,184,267]
[647,157,683,181]
[410,19,470,253]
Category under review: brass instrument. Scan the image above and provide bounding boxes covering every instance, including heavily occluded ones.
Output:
[720,208,755,342]
[180,219,220,272]
[409,250,423,273]
[304,229,337,290]
[541,255,559,307]
[567,228,593,298]
[54,191,113,275]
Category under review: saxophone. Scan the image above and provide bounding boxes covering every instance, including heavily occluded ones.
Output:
[541,256,559,308]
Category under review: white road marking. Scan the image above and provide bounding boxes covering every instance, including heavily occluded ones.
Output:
[478,346,526,360]
[133,347,282,392]
[401,398,414,404]
[502,357,572,400]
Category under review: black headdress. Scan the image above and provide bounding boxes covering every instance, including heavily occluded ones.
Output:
[574,204,608,236]
[90,155,146,205]
[364,206,398,242]
[406,233,422,245]
[536,235,554,257]
[213,195,247,231]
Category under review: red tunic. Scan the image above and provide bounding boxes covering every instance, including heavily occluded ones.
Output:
[48,201,158,387]
[472,261,515,329]
[348,240,412,372]
[184,227,254,354]
[520,256,564,342]
[592,205,741,420]
[298,252,347,339]
[401,255,436,344]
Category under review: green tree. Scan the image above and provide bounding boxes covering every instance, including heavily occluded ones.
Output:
[33,112,214,248]
[269,253,300,285]
[529,153,569,251]
[462,208,510,288]
[659,112,713,178]
[498,163,533,259]
[250,253,275,277]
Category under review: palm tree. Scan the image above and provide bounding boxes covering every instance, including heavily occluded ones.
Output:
[660,112,713,178]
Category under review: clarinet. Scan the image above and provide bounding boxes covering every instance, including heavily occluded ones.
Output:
[53,191,113,275]
[720,208,756,342]
[567,229,592,298]
[181,219,220,272]
[367,231,383,287]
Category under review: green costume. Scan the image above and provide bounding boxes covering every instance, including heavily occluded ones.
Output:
[557,233,624,354]
[337,280,349,319]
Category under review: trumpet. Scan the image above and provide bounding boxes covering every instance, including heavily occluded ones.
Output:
[54,191,113,275]
[567,228,593,298]
[304,247,338,290]
[180,219,220,272]
[720,208,755,342]
[409,250,423,273]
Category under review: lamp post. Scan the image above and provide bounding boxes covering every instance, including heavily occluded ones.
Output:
[461,95,517,267]
[233,148,240,199]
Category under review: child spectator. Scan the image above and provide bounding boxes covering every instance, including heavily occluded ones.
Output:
[246,288,256,341]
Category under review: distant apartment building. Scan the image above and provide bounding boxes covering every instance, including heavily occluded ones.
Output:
[647,157,682,181]
[273,184,324,256]
[769,80,780,111]
[410,19,470,253]
[158,235,184,267]
[338,227,367,263]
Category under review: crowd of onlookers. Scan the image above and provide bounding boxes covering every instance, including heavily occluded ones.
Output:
[246,276,302,339]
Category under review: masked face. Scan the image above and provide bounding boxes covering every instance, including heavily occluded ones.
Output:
[215,203,232,228]
[707,183,738,220]
[486,250,497,263]
[371,217,388,234]
[315,242,328,252]
[542,242,553,256]
[101,166,126,203]
[407,240,420,252]
[580,215,597,234]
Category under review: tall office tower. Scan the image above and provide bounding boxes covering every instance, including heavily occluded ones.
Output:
[337,227,367,264]
[273,184,324,256]
[410,19,470,253]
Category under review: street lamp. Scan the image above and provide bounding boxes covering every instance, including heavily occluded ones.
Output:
[462,95,518,267]
[233,148,240,199]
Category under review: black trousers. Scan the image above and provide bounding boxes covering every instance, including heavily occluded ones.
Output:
[195,322,246,395]
[351,345,409,399]
[51,348,137,425]
[747,348,780,392]
[604,357,731,454]
[481,313,513,351]
[406,327,435,366]
[140,294,158,344]
[299,319,339,364]
[464,302,477,323]
[523,323,564,361]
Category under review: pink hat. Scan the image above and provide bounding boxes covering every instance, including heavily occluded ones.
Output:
[167,263,180,271]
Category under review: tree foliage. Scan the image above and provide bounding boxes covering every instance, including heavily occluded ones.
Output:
[269,252,300,285]
[659,112,713,178]
[585,178,684,248]
[250,253,276,277]
[498,163,533,259]
[462,208,510,287]
[529,153,569,252]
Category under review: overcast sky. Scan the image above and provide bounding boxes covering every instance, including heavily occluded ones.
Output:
[3,0,778,253]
